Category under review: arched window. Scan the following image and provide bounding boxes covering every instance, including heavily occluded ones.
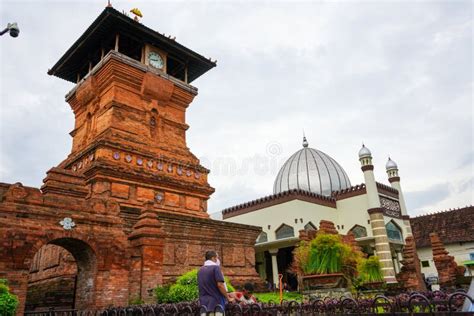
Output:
[275,224,294,239]
[256,232,268,244]
[349,225,367,238]
[304,222,317,231]
[386,221,403,241]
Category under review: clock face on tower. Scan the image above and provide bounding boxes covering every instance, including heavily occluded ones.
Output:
[148,51,164,69]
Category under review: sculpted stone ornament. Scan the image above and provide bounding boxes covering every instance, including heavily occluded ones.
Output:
[380,196,401,218]
[60,217,76,230]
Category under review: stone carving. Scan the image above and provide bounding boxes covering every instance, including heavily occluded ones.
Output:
[380,196,401,218]
[5,182,28,201]
[59,218,76,230]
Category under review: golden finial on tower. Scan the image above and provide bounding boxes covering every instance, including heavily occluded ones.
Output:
[130,8,143,21]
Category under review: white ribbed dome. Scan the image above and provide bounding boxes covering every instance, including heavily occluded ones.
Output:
[273,138,351,196]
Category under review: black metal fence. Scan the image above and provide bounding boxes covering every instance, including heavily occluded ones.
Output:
[23,291,473,315]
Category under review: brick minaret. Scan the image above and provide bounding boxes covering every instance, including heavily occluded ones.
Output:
[44,41,215,220]
[358,144,397,283]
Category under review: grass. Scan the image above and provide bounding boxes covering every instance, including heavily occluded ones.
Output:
[254,291,302,303]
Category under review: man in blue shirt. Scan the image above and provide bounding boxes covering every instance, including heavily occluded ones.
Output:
[198,251,230,314]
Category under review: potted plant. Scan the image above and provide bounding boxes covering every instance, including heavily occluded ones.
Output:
[292,233,361,291]
[357,256,385,290]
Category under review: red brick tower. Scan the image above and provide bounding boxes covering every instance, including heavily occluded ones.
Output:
[0,7,261,314]
[44,7,216,219]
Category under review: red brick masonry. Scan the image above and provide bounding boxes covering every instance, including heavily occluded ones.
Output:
[0,52,261,314]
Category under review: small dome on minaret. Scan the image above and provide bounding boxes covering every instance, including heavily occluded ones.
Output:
[386,157,400,181]
[358,144,373,170]
[386,157,398,171]
[358,144,372,159]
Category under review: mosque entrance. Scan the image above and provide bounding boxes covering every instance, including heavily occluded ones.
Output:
[264,247,298,291]
[25,238,96,312]
[277,247,298,291]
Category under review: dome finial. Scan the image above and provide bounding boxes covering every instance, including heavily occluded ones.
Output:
[302,133,309,148]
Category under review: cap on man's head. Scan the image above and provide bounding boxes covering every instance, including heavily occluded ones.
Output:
[205,250,217,260]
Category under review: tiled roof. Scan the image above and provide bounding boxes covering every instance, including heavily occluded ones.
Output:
[332,184,366,199]
[376,182,399,198]
[411,206,474,247]
[222,189,337,219]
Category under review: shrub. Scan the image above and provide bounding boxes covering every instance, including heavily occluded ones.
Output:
[0,279,19,316]
[176,269,199,286]
[154,268,235,303]
[168,283,199,302]
[154,285,171,303]
[291,241,310,275]
[358,256,384,283]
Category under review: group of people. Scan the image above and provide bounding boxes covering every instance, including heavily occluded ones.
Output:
[197,250,257,313]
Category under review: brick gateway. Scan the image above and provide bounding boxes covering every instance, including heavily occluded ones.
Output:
[0,7,261,314]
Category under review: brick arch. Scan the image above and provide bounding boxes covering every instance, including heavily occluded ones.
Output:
[1,217,131,314]
[25,237,97,311]
[48,238,97,309]
[23,231,101,270]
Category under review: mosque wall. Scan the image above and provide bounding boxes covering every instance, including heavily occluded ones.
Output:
[226,199,337,243]
[335,194,371,236]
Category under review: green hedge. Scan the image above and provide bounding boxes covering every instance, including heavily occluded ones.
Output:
[155,269,235,303]
[0,279,19,316]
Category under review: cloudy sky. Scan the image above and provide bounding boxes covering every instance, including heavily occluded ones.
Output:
[0,0,472,218]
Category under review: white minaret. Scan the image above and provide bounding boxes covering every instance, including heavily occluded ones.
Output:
[386,157,412,236]
[385,158,408,216]
[359,144,379,209]
[359,144,397,283]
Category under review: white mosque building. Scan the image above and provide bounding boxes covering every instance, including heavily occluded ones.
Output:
[222,137,412,288]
